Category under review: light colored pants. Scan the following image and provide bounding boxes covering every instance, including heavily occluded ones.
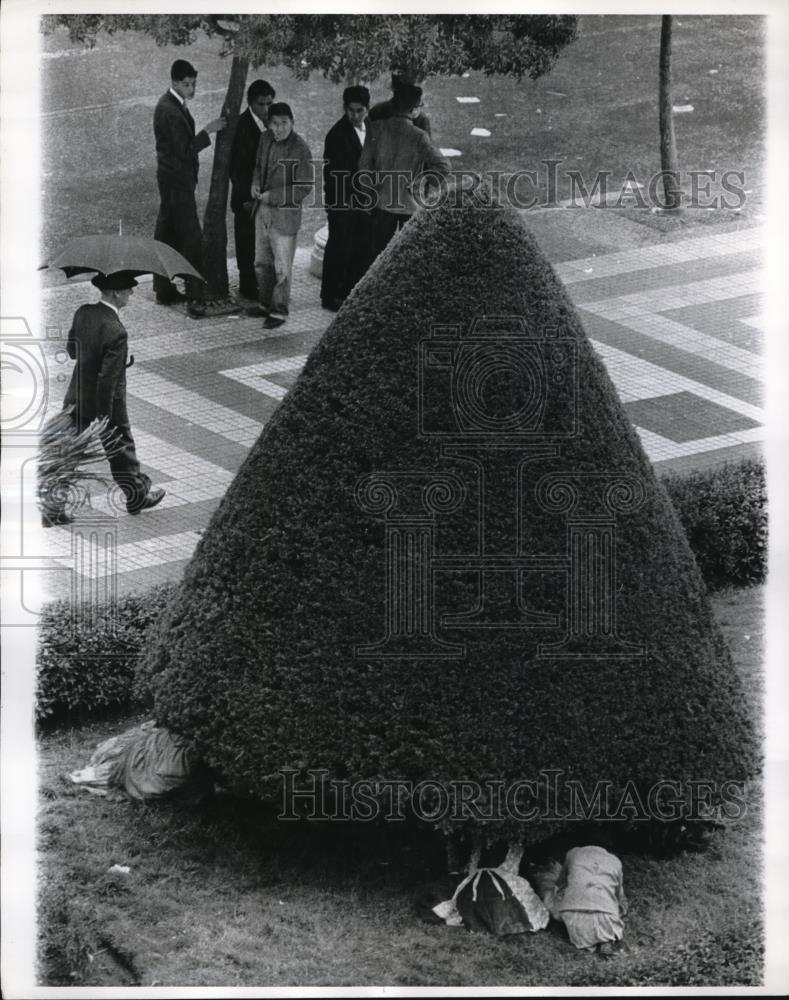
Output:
[254,211,297,319]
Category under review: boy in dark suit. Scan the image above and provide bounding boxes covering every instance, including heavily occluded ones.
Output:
[152,59,225,317]
[59,272,165,519]
[229,79,276,301]
[320,85,372,312]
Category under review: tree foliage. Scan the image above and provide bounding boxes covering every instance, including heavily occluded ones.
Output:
[43,14,577,83]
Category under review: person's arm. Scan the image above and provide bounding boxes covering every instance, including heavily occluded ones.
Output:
[95,323,127,420]
[66,315,78,360]
[418,134,451,178]
[250,132,266,199]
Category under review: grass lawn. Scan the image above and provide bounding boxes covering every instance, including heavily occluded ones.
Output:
[39,13,765,271]
[36,585,764,988]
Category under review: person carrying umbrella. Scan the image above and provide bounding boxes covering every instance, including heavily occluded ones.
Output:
[58,271,165,520]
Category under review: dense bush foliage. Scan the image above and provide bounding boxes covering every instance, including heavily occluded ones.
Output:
[138,194,756,841]
[661,460,767,591]
[36,585,173,724]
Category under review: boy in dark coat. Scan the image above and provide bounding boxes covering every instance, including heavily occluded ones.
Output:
[229,79,276,300]
[59,272,165,518]
[320,85,373,312]
[152,59,225,317]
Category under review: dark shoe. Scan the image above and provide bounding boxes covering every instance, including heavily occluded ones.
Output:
[246,305,270,318]
[321,298,342,312]
[156,290,188,305]
[41,509,74,528]
[127,487,165,515]
[264,315,286,329]
[597,942,615,958]
[187,300,207,318]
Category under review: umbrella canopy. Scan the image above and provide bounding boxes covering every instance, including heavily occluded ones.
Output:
[42,235,205,282]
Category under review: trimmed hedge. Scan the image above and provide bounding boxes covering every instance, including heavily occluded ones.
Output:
[34,462,765,725]
[139,192,760,839]
[136,195,759,841]
[36,585,173,724]
[661,459,767,591]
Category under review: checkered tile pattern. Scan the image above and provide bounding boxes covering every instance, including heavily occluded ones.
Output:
[39,229,765,597]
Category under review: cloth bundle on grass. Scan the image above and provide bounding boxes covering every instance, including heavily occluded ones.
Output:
[69,720,211,801]
[430,845,549,935]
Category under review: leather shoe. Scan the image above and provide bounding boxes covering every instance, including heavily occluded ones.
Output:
[187,300,207,318]
[127,487,166,515]
[246,305,269,318]
[264,315,286,329]
[156,290,188,305]
[321,298,342,312]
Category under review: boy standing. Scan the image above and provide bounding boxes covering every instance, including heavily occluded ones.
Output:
[249,103,313,329]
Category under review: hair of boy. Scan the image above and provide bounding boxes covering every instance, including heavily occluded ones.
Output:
[248,79,276,102]
[268,102,294,122]
[343,85,370,108]
[171,59,197,82]
[392,84,422,114]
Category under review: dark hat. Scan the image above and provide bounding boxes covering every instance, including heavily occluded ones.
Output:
[391,71,423,89]
[91,271,138,290]
[343,85,370,107]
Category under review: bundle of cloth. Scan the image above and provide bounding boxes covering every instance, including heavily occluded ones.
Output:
[422,844,550,936]
[69,720,212,802]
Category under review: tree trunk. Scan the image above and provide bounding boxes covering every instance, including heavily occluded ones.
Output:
[658,15,681,211]
[201,54,249,299]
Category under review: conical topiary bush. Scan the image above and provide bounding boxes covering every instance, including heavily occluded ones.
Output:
[141,191,759,843]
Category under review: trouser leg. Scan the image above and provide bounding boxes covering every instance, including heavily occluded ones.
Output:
[154,184,206,301]
[233,205,257,297]
[254,216,277,310]
[371,208,407,259]
[268,229,297,318]
[321,209,353,305]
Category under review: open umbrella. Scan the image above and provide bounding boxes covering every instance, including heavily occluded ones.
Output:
[42,235,205,283]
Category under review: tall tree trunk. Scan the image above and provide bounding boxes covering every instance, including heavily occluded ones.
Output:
[202,54,249,299]
[658,15,681,211]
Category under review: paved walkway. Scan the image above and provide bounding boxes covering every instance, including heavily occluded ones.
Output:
[36,215,764,599]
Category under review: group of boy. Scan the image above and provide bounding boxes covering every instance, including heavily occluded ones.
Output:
[154,59,451,325]
[51,61,451,525]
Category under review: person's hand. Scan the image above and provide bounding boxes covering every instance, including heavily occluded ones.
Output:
[242,200,254,214]
[205,116,227,133]
[258,191,271,205]
[250,184,260,200]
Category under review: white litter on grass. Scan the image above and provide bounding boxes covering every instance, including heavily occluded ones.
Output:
[536,109,542,114]
[673,104,695,113]
[108,865,130,875]
[456,96,480,103]
[709,69,719,74]
[547,91,567,97]
[440,148,463,157]
[462,72,470,78]
[494,113,507,117]
[622,180,645,190]
[470,128,491,137]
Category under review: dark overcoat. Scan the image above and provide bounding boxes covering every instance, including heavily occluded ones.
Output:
[153,91,210,192]
[229,108,266,211]
[62,302,131,426]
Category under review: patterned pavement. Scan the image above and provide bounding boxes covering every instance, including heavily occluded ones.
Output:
[36,220,764,599]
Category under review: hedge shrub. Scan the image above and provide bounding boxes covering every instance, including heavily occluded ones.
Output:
[139,191,759,842]
[661,459,767,591]
[36,584,173,724]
